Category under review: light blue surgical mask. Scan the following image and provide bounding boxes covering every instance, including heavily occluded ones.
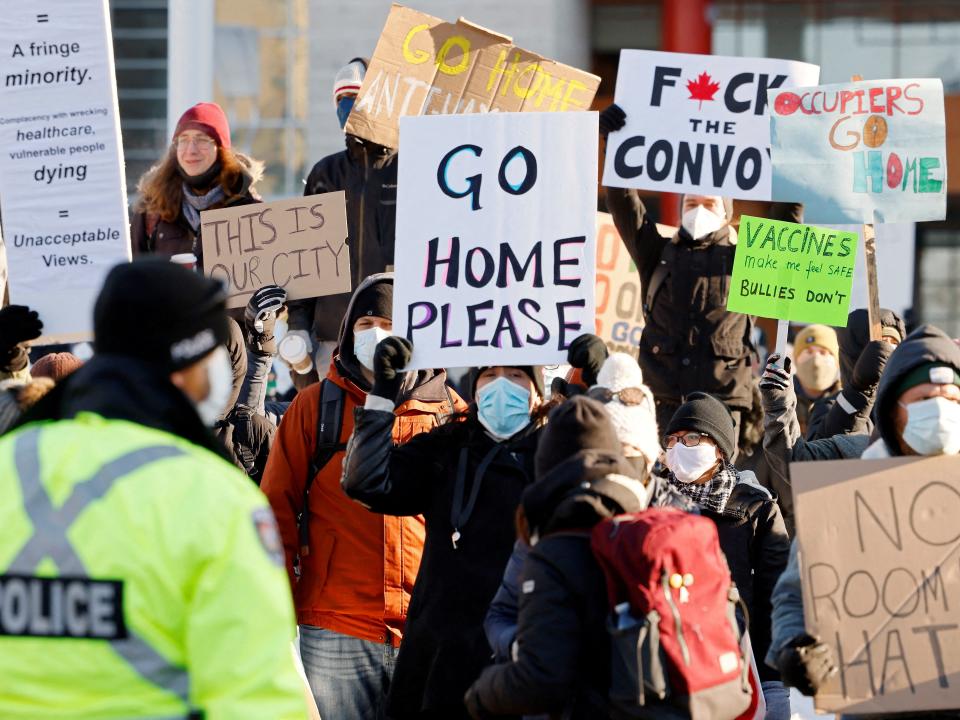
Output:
[476,376,532,441]
[900,396,960,455]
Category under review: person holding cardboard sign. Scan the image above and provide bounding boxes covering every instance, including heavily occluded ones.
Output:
[130,103,264,269]
[767,324,960,717]
[289,58,399,378]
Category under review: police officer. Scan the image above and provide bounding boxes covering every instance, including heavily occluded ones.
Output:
[0,259,307,719]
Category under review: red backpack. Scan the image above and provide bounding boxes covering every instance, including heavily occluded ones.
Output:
[590,508,753,720]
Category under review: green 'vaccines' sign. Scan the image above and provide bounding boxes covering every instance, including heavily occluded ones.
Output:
[726,215,858,326]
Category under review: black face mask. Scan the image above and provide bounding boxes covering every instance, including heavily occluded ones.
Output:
[178,159,222,190]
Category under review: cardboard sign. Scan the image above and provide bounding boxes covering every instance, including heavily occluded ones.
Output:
[726,215,858,326]
[0,0,131,341]
[200,193,350,309]
[603,50,819,200]
[594,212,647,354]
[792,456,960,713]
[394,111,597,369]
[770,79,947,223]
[345,4,600,150]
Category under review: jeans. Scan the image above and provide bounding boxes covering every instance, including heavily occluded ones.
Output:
[761,680,791,720]
[299,625,399,720]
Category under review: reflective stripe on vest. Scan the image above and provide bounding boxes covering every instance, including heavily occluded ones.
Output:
[8,428,195,712]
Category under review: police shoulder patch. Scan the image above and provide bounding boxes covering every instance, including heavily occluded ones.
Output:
[252,507,285,567]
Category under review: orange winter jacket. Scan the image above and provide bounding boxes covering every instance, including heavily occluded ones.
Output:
[261,365,464,646]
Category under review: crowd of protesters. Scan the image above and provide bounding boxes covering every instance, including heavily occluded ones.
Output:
[0,57,958,720]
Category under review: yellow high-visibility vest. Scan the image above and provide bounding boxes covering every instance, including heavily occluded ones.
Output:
[0,413,307,719]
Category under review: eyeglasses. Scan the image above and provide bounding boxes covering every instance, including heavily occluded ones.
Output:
[588,386,648,406]
[175,135,217,151]
[664,432,713,449]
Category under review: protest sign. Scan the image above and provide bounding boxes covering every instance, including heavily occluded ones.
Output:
[200,193,350,309]
[602,50,819,200]
[345,4,600,150]
[594,211,649,354]
[394,111,597,370]
[792,456,960,713]
[769,79,947,223]
[726,215,858,326]
[0,0,131,341]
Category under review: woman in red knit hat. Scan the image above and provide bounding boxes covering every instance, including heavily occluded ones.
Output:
[129,102,264,268]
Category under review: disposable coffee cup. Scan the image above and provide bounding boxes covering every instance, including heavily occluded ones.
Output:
[279,334,313,375]
[170,253,198,271]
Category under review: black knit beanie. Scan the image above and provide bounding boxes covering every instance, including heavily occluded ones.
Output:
[535,395,622,479]
[471,366,545,400]
[665,392,737,460]
[94,258,229,372]
[349,280,393,325]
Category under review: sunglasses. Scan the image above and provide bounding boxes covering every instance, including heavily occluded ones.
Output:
[588,386,648,406]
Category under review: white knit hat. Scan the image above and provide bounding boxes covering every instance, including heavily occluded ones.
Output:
[594,353,661,468]
[333,59,366,106]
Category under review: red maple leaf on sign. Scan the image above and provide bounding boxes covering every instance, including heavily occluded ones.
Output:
[687,72,720,109]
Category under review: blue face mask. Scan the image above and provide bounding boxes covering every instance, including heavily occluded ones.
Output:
[337,96,355,129]
[476,376,532,441]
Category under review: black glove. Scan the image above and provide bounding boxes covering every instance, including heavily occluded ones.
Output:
[850,340,895,394]
[599,103,626,138]
[759,353,792,391]
[0,305,43,372]
[567,333,608,387]
[244,285,287,355]
[776,634,837,696]
[463,685,494,720]
[371,335,412,401]
[551,376,586,400]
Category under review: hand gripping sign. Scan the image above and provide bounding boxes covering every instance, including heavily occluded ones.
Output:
[603,50,819,200]
[393,111,598,370]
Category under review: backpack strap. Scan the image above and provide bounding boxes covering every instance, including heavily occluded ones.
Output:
[297,380,347,559]
[643,242,676,318]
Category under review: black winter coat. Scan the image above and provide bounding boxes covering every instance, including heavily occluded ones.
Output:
[700,481,790,683]
[290,135,398,341]
[604,187,754,410]
[342,409,539,718]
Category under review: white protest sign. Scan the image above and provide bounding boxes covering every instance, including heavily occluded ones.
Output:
[770,79,946,224]
[394,112,598,370]
[0,0,130,341]
[603,50,819,200]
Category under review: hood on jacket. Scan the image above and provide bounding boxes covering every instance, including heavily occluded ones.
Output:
[15,353,229,460]
[873,324,960,456]
[332,271,451,404]
[838,308,906,388]
[522,449,648,540]
[228,151,264,201]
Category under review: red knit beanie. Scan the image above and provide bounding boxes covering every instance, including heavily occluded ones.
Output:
[31,352,83,382]
[173,102,231,149]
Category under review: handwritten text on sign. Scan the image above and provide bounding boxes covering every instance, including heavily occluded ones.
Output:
[200,192,350,309]
[770,79,946,224]
[345,4,599,150]
[394,111,598,370]
[792,457,960,714]
[595,212,645,353]
[726,215,858,326]
[602,50,819,200]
